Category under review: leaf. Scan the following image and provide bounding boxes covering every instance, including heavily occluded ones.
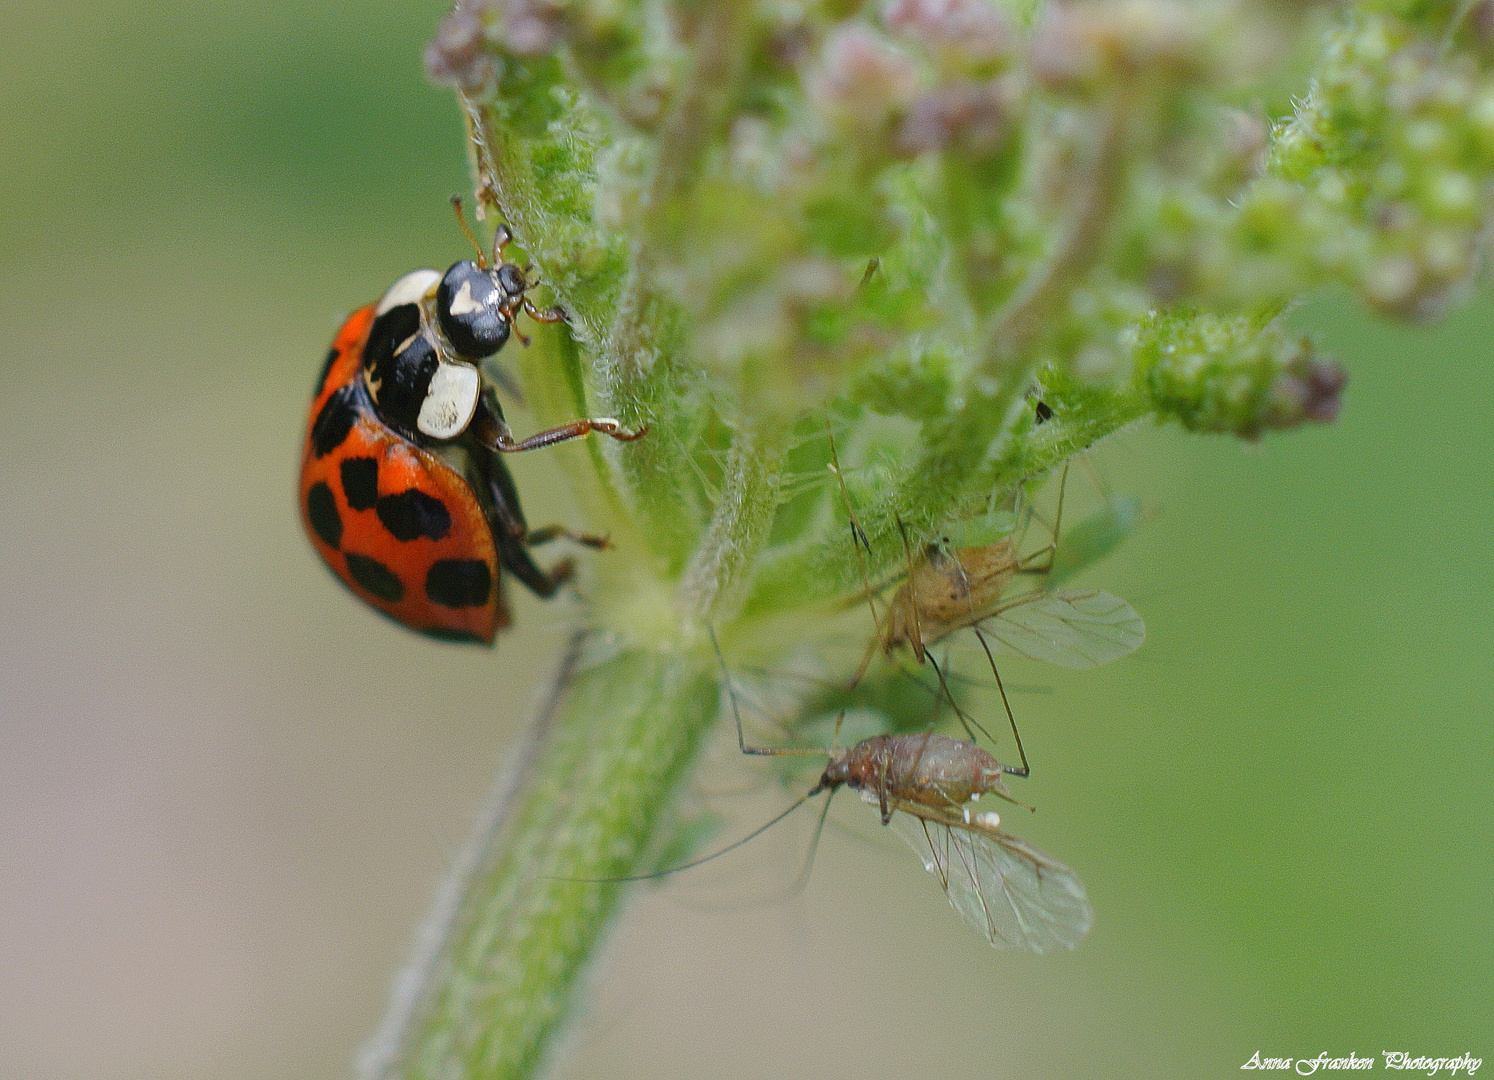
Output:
[1049,497,1141,588]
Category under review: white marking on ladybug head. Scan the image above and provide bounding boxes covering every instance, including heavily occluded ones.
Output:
[447,279,486,317]
[377,269,441,315]
[417,361,481,440]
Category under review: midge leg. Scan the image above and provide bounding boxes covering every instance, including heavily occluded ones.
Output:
[708,628,835,762]
[1014,461,1069,577]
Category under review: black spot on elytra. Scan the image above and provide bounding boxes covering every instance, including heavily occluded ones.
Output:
[376,489,452,542]
[339,457,379,511]
[311,384,358,458]
[314,346,339,394]
[425,559,491,608]
[305,482,341,549]
[1035,400,1054,423]
[344,552,404,602]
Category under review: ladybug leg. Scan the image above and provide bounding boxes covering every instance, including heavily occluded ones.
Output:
[495,528,575,599]
[481,449,530,540]
[482,449,608,548]
[523,524,610,550]
[473,399,647,454]
[522,298,566,324]
[471,443,581,599]
[491,222,515,264]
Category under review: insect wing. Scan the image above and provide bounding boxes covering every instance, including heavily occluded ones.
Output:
[891,812,1093,953]
[980,589,1144,669]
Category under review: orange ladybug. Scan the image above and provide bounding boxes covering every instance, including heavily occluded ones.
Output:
[299,211,644,644]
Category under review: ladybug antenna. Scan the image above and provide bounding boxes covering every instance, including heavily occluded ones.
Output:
[449,195,488,268]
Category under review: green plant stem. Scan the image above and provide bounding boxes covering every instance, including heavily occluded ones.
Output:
[979,93,1132,374]
[676,422,787,622]
[608,0,753,397]
[360,635,718,1080]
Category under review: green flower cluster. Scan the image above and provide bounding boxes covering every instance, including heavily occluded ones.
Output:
[363,4,1494,1079]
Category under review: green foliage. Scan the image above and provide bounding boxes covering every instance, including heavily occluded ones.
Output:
[369,3,1494,1077]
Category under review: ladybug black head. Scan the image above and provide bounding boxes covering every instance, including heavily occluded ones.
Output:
[436,259,529,359]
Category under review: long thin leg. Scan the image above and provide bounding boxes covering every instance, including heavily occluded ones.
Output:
[564,792,820,883]
[709,628,827,759]
[972,627,1030,778]
[925,651,1002,753]
[1017,461,1069,577]
[895,514,926,663]
[826,424,882,651]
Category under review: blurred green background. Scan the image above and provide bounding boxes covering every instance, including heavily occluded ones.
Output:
[1,3,1489,1078]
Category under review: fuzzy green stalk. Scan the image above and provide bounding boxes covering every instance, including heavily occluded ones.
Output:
[360,638,719,1080]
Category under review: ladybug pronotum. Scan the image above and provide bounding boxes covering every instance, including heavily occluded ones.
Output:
[298,209,644,644]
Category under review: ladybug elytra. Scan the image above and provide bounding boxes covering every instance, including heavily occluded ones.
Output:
[298,209,644,644]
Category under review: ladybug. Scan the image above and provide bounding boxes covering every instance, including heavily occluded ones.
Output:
[299,205,645,644]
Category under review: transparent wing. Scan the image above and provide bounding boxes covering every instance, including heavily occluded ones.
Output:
[890,813,1093,953]
[979,589,1144,669]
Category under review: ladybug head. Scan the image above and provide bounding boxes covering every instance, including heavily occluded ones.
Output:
[435,259,527,359]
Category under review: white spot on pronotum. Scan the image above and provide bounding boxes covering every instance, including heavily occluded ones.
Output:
[376,269,440,315]
[973,810,1001,830]
[417,361,480,439]
[970,792,981,801]
[447,279,485,317]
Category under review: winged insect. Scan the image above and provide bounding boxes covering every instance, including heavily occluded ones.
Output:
[826,430,1144,772]
[604,633,1093,954]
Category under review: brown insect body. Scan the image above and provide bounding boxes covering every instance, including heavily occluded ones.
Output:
[639,632,1095,953]
[881,539,1020,659]
[797,731,1090,953]
[817,732,1010,823]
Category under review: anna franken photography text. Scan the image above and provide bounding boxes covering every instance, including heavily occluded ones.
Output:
[1242,1052,1483,1075]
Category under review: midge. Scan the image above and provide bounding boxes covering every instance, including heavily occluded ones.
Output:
[609,633,1093,955]
[827,429,1144,770]
[299,199,645,644]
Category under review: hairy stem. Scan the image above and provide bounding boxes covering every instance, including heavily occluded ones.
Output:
[361,636,718,1080]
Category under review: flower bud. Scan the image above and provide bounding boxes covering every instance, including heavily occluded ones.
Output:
[809,25,919,129]
[883,0,1015,73]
